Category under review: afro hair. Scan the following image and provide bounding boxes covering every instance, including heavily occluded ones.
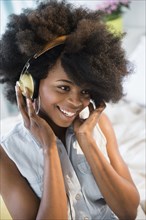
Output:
[0,0,131,106]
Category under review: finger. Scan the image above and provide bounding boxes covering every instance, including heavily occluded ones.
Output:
[73,115,85,133]
[24,86,31,99]
[33,98,40,115]
[26,98,36,119]
[84,102,106,128]
[15,83,30,127]
[26,97,42,126]
[88,101,95,114]
[98,101,106,110]
[26,98,48,132]
[88,101,106,121]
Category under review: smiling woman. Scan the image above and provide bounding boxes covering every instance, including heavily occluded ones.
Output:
[0,0,140,219]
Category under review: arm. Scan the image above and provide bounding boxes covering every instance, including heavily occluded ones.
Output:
[36,143,68,220]
[0,145,40,219]
[74,105,140,220]
[0,143,67,220]
[0,85,68,219]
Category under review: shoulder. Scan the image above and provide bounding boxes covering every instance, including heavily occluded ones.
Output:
[98,112,118,149]
[98,112,114,134]
[0,144,22,192]
[1,121,37,147]
[0,145,40,219]
[1,121,25,142]
[0,122,27,150]
[0,122,41,165]
[0,144,17,169]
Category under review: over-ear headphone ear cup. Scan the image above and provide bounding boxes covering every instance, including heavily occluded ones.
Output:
[18,72,39,100]
[18,72,34,99]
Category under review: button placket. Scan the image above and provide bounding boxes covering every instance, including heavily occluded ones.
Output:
[57,136,91,220]
[75,193,81,200]
[59,147,62,154]
[84,217,89,220]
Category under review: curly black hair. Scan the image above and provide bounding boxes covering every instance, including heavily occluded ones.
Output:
[0,0,131,106]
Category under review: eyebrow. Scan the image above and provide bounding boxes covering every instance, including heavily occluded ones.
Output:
[56,79,74,84]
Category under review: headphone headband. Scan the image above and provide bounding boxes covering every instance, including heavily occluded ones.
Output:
[33,35,68,59]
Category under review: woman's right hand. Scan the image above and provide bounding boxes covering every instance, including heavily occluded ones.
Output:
[15,83,56,150]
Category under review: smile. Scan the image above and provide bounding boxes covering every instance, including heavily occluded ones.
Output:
[58,106,76,118]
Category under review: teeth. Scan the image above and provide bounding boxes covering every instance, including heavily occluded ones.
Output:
[60,108,76,117]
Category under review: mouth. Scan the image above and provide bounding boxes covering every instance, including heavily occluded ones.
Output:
[57,106,77,118]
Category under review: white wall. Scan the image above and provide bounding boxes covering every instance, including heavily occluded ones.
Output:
[123,0,145,56]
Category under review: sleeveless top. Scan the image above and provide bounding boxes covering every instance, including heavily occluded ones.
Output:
[1,122,118,220]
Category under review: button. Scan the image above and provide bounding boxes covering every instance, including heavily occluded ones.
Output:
[84,217,89,220]
[59,148,62,154]
[75,193,81,200]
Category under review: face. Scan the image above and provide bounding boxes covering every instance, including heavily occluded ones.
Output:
[39,59,91,128]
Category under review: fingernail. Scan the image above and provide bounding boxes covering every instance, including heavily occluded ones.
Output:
[16,81,20,87]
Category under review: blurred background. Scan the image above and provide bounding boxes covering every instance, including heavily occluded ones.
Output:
[0,1,146,218]
[0,0,145,119]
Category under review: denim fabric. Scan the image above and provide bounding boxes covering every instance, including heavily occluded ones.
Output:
[1,122,118,219]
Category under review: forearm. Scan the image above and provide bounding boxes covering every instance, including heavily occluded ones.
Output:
[77,134,139,219]
[36,144,68,220]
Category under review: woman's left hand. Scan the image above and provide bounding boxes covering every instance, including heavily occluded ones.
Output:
[73,101,106,139]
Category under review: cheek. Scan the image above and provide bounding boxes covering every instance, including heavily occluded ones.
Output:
[41,95,57,111]
[39,86,57,109]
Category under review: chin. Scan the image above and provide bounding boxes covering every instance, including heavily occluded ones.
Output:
[56,121,72,128]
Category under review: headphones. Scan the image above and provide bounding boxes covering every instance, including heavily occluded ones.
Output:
[18,35,67,100]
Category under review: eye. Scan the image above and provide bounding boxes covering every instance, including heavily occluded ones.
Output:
[57,85,70,92]
[81,89,91,98]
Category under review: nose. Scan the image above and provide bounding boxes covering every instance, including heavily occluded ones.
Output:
[67,92,82,108]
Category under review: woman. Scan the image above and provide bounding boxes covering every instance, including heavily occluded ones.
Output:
[0,0,139,219]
